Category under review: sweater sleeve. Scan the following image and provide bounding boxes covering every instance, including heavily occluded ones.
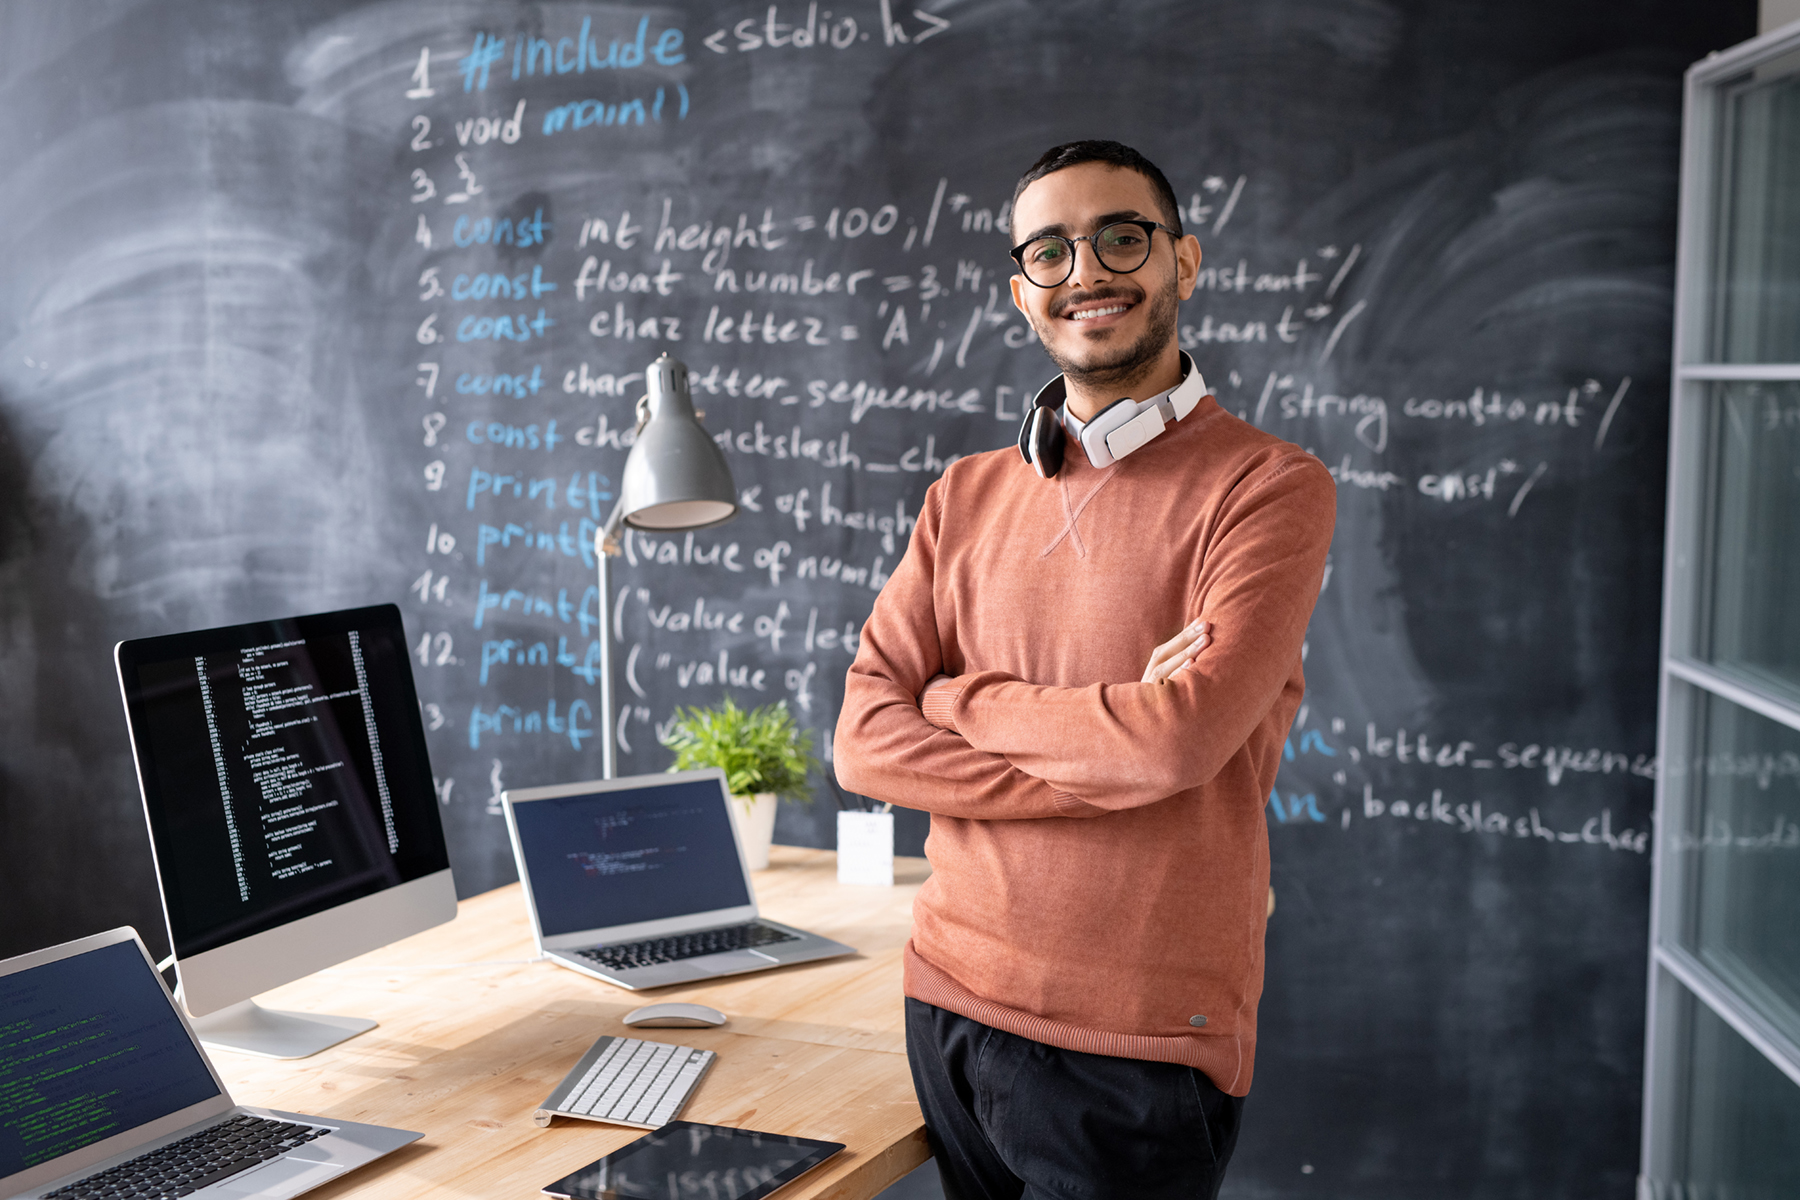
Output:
[944,454,1337,810]
[833,477,1105,820]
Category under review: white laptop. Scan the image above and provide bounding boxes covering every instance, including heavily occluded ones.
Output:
[501,770,855,989]
[0,928,418,1200]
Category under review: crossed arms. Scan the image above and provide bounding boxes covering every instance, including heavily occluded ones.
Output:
[832,455,1336,819]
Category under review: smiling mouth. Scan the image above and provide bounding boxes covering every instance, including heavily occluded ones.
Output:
[1051,291,1137,323]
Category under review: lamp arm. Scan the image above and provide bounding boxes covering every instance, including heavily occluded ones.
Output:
[594,512,626,781]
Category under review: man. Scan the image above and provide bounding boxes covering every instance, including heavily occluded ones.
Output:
[833,141,1336,1199]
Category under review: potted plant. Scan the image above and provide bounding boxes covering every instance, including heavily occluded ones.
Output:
[660,697,820,869]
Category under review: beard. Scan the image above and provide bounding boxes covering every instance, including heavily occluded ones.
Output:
[1034,275,1181,394]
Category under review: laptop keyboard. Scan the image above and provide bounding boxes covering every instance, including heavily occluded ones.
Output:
[46,1113,329,1199]
[574,922,800,972]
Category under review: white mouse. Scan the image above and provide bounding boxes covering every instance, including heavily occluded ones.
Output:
[622,1002,728,1028]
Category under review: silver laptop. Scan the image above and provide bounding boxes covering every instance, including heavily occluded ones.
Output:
[501,770,855,989]
[1,928,418,1200]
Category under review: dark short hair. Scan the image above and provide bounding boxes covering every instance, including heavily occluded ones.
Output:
[1010,141,1184,237]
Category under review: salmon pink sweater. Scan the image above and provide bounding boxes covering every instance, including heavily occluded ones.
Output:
[833,393,1335,1096]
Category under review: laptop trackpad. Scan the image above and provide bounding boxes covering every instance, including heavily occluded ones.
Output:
[212,1157,346,1199]
[666,952,758,979]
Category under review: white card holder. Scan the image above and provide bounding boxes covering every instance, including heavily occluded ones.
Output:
[837,810,895,886]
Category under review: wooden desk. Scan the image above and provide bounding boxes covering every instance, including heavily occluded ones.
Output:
[215,848,932,1199]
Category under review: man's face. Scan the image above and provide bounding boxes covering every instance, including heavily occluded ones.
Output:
[1008,162,1201,392]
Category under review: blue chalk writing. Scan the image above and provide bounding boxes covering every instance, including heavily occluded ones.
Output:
[468,698,591,749]
[451,209,550,249]
[476,638,612,688]
[465,608,608,687]
[480,638,552,683]
[1284,729,1339,760]
[473,581,600,634]
[456,309,555,342]
[542,85,689,135]
[460,33,507,91]
[466,469,610,521]
[456,367,545,397]
[1268,788,1326,823]
[512,17,685,79]
[561,637,606,685]
[465,419,564,450]
[475,518,599,568]
[565,471,609,519]
[450,266,558,302]
[468,470,554,510]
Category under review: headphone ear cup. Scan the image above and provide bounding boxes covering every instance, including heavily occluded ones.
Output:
[1038,412,1064,478]
[1017,407,1064,478]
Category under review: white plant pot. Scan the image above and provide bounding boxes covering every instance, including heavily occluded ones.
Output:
[731,792,779,870]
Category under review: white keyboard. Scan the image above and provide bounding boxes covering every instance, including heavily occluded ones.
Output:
[533,1034,717,1129]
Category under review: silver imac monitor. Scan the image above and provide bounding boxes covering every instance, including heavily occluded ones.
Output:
[114,603,457,1060]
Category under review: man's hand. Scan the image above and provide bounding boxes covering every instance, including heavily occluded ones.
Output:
[1141,620,1209,683]
[920,674,954,700]
[918,621,1209,703]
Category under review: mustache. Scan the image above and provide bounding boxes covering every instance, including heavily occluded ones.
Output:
[1048,284,1142,319]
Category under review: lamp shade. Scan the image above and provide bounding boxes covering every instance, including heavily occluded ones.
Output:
[618,354,738,530]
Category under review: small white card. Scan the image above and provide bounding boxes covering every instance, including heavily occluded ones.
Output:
[837,810,895,886]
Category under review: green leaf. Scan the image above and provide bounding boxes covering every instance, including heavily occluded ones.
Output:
[657,696,822,802]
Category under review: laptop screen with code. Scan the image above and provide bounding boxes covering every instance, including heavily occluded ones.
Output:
[0,940,218,1175]
[510,778,751,935]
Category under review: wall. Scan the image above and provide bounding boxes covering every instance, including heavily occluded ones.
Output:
[0,3,1760,1196]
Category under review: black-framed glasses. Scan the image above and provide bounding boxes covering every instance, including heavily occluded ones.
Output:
[1008,220,1180,288]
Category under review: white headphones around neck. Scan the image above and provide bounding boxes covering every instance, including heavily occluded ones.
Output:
[1016,353,1209,479]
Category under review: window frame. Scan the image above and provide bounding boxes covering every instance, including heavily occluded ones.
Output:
[1642,18,1800,1189]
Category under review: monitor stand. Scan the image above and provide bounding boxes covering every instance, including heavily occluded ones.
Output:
[190,999,377,1059]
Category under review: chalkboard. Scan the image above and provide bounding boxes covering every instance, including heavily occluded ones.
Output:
[0,2,1757,1197]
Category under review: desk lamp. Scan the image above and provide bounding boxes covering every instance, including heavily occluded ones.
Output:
[594,353,739,777]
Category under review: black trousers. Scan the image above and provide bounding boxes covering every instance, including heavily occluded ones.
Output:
[905,998,1245,1200]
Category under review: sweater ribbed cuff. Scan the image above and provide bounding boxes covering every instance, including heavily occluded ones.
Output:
[920,682,962,731]
[1052,789,1107,817]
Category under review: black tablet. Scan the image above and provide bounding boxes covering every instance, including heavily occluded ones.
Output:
[541,1122,845,1200]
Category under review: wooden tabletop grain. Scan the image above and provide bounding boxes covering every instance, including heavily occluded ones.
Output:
[213,847,932,1200]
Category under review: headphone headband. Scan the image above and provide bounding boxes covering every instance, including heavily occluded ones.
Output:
[1016,354,1208,477]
